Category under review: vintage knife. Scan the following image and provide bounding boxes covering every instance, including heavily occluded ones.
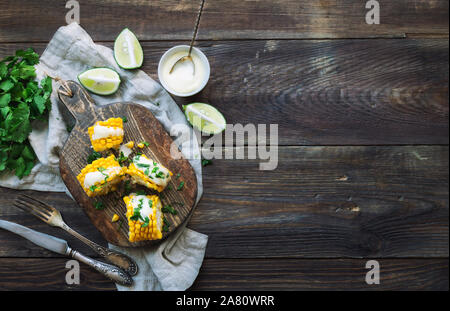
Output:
[0,219,133,286]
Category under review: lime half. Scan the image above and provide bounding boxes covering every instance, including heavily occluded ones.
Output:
[78,68,121,95]
[183,103,226,135]
[114,28,144,69]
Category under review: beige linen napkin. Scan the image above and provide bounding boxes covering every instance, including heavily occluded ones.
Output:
[0,23,207,291]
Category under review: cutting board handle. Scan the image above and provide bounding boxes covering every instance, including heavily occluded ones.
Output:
[58,80,97,121]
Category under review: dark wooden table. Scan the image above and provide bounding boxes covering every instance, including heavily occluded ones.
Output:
[0,0,448,290]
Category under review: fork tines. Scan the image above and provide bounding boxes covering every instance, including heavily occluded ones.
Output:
[13,194,53,222]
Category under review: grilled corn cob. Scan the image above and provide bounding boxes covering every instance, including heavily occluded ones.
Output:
[88,118,124,152]
[76,154,125,197]
[123,193,163,242]
[127,154,172,192]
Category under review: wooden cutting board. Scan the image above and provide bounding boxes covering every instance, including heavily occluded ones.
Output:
[58,81,198,247]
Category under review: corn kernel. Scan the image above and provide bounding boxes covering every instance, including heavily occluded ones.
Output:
[112,214,120,222]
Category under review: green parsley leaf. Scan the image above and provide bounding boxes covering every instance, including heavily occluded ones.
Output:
[87,151,101,164]
[162,205,178,215]
[0,93,11,108]
[0,48,51,179]
[121,116,128,123]
[202,159,213,166]
[177,181,185,191]
[94,201,105,210]
[142,216,150,227]
[124,180,132,195]
[137,163,150,168]
[117,151,128,165]
[155,171,165,179]
[163,217,170,232]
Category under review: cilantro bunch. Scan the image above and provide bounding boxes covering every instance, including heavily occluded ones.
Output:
[0,48,52,178]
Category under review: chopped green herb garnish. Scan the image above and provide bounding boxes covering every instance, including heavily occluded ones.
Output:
[151,167,159,174]
[163,216,170,232]
[177,181,185,191]
[138,198,144,209]
[89,185,98,192]
[142,216,150,227]
[94,201,104,210]
[162,205,178,215]
[202,159,213,167]
[140,141,149,147]
[135,190,146,196]
[130,209,141,221]
[176,173,181,179]
[87,151,102,164]
[124,180,132,195]
[122,116,128,123]
[155,171,165,179]
[137,163,150,168]
[117,151,128,165]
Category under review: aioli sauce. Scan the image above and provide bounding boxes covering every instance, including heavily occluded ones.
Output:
[160,51,207,95]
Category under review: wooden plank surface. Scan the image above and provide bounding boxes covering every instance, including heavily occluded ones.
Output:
[1,146,448,258]
[1,39,448,145]
[0,258,447,291]
[0,0,448,42]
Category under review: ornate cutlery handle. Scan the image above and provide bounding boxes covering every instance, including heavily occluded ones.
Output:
[62,223,138,276]
[67,247,133,286]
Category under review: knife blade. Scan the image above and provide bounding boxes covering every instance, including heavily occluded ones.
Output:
[0,219,133,286]
[0,219,69,255]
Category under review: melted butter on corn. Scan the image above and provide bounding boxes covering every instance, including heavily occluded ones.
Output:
[76,154,125,197]
[83,166,122,189]
[91,125,124,140]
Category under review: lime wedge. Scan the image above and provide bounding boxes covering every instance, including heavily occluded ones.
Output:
[78,68,121,95]
[114,28,144,69]
[183,103,226,135]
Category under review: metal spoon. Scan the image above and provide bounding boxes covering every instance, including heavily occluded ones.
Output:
[169,0,206,75]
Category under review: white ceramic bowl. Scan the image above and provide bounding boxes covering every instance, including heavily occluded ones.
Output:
[158,45,210,97]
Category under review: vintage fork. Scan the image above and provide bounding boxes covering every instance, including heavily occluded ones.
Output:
[14,194,138,276]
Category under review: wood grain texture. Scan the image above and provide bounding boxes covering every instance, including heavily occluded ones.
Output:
[0,0,448,42]
[58,81,197,247]
[1,146,448,258]
[0,258,447,291]
[1,39,448,145]
[195,146,449,258]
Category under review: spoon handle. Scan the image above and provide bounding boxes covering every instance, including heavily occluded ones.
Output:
[188,0,206,56]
